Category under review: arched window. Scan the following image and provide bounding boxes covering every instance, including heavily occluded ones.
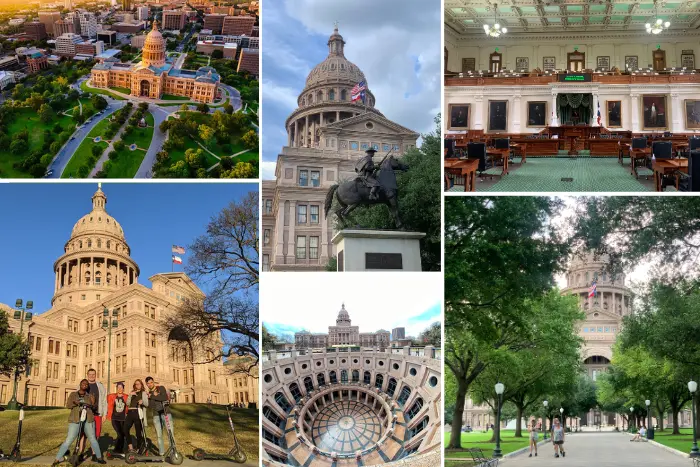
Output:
[274,392,292,412]
[107,273,112,285]
[387,378,397,397]
[107,240,111,249]
[317,373,326,386]
[329,89,335,101]
[352,370,359,382]
[329,371,337,384]
[85,271,91,284]
[341,89,347,101]
[289,383,302,402]
[263,405,284,428]
[95,271,101,285]
[341,370,348,383]
[317,91,323,102]
[79,240,83,248]
[398,386,411,406]
[97,239,102,248]
[304,376,314,393]
[87,239,92,248]
[375,374,384,389]
[409,416,429,438]
[363,371,371,385]
[406,397,424,420]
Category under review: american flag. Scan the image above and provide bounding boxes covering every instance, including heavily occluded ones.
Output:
[172,245,186,254]
[351,81,366,102]
[588,281,597,298]
[597,101,601,126]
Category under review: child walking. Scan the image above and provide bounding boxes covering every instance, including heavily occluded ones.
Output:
[528,419,538,457]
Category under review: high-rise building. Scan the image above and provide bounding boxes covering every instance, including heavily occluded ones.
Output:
[38,11,61,37]
[162,10,186,31]
[203,13,226,34]
[23,21,48,41]
[222,15,254,36]
[64,0,72,10]
[97,30,117,47]
[66,12,82,35]
[391,327,406,341]
[55,32,83,56]
[136,6,149,21]
[54,19,76,37]
[26,51,49,73]
[236,47,258,77]
[79,12,98,39]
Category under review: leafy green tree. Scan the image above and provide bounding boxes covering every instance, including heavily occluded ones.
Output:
[10,139,27,155]
[40,153,53,167]
[241,129,258,149]
[185,148,205,170]
[113,140,125,152]
[211,49,223,59]
[417,321,441,347]
[92,145,103,158]
[221,161,255,178]
[179,104,189,112]
[198,124,215,147]
[78,165,89,178]
[0,310,32,377]
[26,92,44,111]
[90,94,108,111]
[38,103,54,123]
[50,141,62,154]
[196,102,210,114]
[261,324,278,351]
[224,103,233,114]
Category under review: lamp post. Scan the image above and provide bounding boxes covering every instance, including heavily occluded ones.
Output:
[630,407,635,432]
[493,382,504,458]
[101,307,119,393]
[689,381,699,457]
[7,299,33,410]
[543,400,549,440]
[646,399,654,440]
[560,407,564,430]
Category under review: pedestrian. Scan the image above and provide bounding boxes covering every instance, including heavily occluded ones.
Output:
[79,369,106,459]
[106,382,129,454]
[145,376,172,456]
[528,419,538,457]
[125,379,149,453]
[551,417,566,458]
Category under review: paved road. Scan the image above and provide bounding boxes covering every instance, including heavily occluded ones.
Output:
[504,433,691,466]
[220,84,242,111]
[135,104,172,178]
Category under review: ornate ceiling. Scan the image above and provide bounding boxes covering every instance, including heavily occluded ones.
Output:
[445,0,700,38]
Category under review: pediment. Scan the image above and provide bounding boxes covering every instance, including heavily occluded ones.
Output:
[148,272,205,298]
[583,307,620,321]
[323,113,418,137]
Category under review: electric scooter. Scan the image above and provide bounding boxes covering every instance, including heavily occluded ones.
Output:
[0,405,24,462]
[68,404,91,467]
[191,405,247,463]
[125,402,183,465]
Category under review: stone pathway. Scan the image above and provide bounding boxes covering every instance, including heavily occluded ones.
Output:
[90,107,135,177]
[503,433,691,466]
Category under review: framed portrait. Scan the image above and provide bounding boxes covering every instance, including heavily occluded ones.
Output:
[516,57,529,71]
[597,56,610,71]
[488,100,508,132]
[526,101,547,127]
[448,103,470,130]
[685,99,700,130]
[625,55,639,71]
[641,95,668,130]
[681,52,695,69]
[543,57,556,71]
[462,58,476,72]
[606,100,622,128]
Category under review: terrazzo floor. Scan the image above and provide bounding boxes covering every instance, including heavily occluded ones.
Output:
[311,401,384,455]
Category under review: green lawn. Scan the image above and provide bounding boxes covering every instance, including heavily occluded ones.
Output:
[0,405,258,461]
[178,111,255,158]
[101,146,146,178]
[649,428,696,453]
[122,111,154,150]
[161,94,190,101]
[0,107,74,178]
[61,139,109,178]
[109,85,131,94]
[166,137,219,169]
[444,430,531,458]
[80,80,125,100]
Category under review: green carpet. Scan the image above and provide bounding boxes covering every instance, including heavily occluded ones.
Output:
[480,158,650,192]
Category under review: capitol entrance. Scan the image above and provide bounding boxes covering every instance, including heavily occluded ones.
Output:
[140,80,151,97]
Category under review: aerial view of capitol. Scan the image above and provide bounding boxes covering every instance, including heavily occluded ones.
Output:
[0,0,259,179]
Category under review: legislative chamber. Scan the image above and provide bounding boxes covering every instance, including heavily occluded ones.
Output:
[444,0,700,192]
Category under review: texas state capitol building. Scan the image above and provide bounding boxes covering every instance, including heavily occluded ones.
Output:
[261,27,420,272]
[91,21,220,103]
[0,186,256,408]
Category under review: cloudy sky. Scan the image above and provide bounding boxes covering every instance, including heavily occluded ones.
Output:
[262,273,442,343]
[260,0,441,179]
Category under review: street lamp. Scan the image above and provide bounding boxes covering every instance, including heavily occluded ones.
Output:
[102,307,119,393]
[543,400,549,440]
[493,382,504,458]
[630,407,635,432]
[560,407,564,429]
[645,399,654,439]
[7,299,33,410]
[689,381,699,457]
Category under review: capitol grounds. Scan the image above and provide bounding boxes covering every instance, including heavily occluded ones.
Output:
[0,184,260,466]
[444,196,700,465]
[0,24,258,179]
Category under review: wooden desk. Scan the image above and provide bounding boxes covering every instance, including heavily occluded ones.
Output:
[511,143,526,163]
[510,139,559,156]
[487,149,509,175]
[589,140,620,157]
[652,159,688,191]
[445,158,479,192]
[628,147,651,177]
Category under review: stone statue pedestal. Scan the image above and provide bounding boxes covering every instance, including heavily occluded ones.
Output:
[332,229,425,271]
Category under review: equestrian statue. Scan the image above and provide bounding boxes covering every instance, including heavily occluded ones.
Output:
[324,148,409,229]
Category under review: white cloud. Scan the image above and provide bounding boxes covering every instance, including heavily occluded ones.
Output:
[261,272,442,338]
[261,160,277,180]
[260,80,299,112]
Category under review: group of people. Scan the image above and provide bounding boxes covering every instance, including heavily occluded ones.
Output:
[52,369,174,466]
[528,417,567,458]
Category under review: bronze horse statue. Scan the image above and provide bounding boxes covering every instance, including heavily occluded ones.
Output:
[324,154,409,229]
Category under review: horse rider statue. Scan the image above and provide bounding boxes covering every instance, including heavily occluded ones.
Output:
[355,148,381,200]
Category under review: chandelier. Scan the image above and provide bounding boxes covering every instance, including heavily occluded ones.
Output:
[645,1,670,34]
[483,4,507,37]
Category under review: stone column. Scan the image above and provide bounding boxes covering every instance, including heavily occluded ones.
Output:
[512,95,521,132]
[630,93,640,133]
[294,120,298,148]
[305,115,309,147]
[287,201,297,264]
[336,111,340,122]
[320,206,329,265]
[55,268,59,291]
[592,93,599,126]
[551,92,558,126]
[473,95,484,130]
[671,93,681,132]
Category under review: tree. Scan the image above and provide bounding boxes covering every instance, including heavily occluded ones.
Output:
[73,112,86,124]
[337,115,443,271]
[262,324,278,351]
[50,141,62,154]
[221,161,255,178]
[220,156,233,170]
[91,94,108,111]
[40,153,53,167]
[0,310,32,378]
[78,165,89,178]
[211,49,224,59]
[179,104,189,112]
[184,148,205,170]
[27,92,44,111]
[241,129,258,150]
[92,145,103,158]
[113,140,125,152]
[444,196,569,449]
[38,103,54,123]
[417,321,441,346]
[10,139,27,155]
[162,192,259,376]
[198,124,215,147]
[224,103,234,114]
[196,102,210,114]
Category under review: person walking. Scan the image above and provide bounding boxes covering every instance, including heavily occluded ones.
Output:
[528,419,538,457]
[106,382,129,454]
[52,379,105,466]
[125,379,149,453]
[551,417,566,458]
[145,376,173,456]
[79,369,107,458]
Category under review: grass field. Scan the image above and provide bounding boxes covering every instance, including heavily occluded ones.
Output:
[109,86,131,94]
[0,108,75,178]
[0,405,259,461]
[101,146,147,178]
[444,430,531,458]
[161,94,189,101]
[166,137,219,169]
[61,139,109,178]
[122,112,155,150]
[80,81,125,100]
[648,428,695,453]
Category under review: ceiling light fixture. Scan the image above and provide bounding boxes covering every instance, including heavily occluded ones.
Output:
[646,0,670,34]
[484,3,508,37]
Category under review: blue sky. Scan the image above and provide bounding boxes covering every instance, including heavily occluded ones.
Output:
[0,182,258,314]
[262,273,442,343]
[260,0,441,179]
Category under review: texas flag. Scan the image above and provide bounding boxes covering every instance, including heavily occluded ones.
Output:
[172,255,183,265]
[172,245,186,254]
[588,281,597,298]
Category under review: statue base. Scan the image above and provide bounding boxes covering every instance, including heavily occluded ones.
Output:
[332,229,425,272]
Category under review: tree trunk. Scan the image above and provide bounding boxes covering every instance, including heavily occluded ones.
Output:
[515,405,523,437]
[655,402,664,431]
[671,404,680,435]
[448,379,468,449]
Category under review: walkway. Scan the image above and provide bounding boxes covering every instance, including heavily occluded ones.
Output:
[503,433,691,466]
[90,107,135,177]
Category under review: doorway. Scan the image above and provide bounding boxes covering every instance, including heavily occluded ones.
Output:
[489,51,502,73]
[653,49,666,71]
[140,80,151,97]
[568,51,586,71]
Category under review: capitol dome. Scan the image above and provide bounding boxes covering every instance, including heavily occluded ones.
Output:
[70,185,125,240]
[304,27,367,89]
[141,20,166,68]
[336,303,351,325]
